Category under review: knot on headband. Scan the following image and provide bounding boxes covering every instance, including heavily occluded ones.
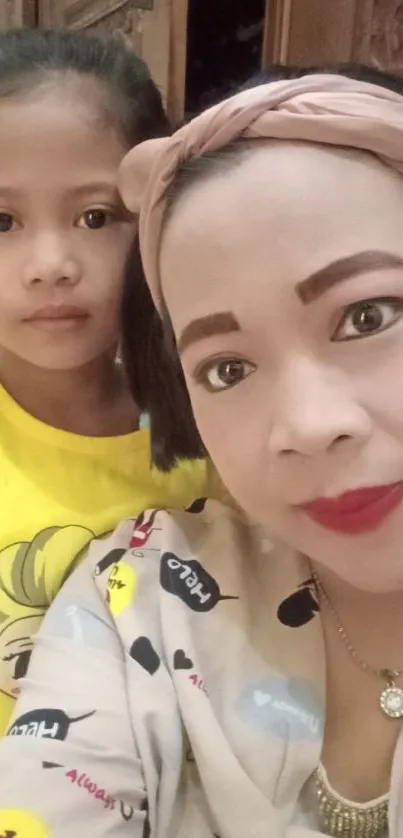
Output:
[118,74,403,310]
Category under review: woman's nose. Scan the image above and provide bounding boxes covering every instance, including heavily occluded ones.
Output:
[268,357,371,458]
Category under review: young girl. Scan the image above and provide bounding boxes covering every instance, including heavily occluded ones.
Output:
[3,64,403,837]
[0,28,207,732]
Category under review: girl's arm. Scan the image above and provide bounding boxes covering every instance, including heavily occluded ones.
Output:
[0,553,149,837]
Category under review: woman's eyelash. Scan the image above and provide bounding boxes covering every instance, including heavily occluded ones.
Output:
[332,296,403,341]
[193,357,256,393]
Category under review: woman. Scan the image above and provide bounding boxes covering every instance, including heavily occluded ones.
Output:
[1,65,403,837]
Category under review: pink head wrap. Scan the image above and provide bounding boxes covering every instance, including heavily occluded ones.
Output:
[119,74,403,311]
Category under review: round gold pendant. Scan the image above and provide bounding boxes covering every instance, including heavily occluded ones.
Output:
[380,684,403,718]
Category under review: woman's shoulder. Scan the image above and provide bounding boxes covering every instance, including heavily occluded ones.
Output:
[89,498,252,559]
[86,498,265,597]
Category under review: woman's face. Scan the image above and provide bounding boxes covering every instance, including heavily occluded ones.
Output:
[160,143,403,592]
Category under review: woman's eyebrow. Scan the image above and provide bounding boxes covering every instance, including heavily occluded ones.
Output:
[178,312,240,355]
[297,250,403,304]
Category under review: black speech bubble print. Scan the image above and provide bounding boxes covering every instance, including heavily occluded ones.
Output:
[94,549,126,577]
[8,708,95,741]
[174,650,193,670]
[42,762,63,769]
[160,553,238,613]
[129,637,160,675]
[186,498,207,514]
[277,578,319,627]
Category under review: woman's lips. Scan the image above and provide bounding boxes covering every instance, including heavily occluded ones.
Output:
[299,482,403,535]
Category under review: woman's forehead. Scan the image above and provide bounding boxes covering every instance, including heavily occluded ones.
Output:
[160,143,403,311]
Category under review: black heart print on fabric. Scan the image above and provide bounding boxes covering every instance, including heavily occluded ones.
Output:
[277,578,319,627]
[174,650,194,670]
[129,637,161,675]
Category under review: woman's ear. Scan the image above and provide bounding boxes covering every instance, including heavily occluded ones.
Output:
[119,137,168,213]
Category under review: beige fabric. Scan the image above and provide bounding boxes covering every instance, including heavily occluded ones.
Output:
[0,501,402,835]
[119,74,403,310]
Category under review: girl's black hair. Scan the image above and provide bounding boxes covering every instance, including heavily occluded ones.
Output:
[122,63,403,471]
[0,28,170,145]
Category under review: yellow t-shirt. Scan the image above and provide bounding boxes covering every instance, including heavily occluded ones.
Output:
[0,380,207,732]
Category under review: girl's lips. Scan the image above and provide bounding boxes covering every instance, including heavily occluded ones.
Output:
[299,482,403,535]
[25,305,89,332]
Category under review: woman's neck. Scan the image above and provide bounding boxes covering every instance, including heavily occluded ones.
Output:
[0,349,140,437]
[313,561,403,673]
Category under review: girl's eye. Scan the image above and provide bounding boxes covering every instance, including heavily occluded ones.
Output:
[79,209,113,230]
[332,297,403,341]
[196,358,256,392]
[0,213,16,233]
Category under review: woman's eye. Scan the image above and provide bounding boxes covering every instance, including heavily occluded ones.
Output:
[197,358,256,392]
[332,297,403,341]
[0,213,16,233]
[79,209,113,230]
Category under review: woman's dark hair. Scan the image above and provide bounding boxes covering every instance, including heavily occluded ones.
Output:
[122,63,403,471]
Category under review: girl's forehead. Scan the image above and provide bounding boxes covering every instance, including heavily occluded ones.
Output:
[0,93,126,190]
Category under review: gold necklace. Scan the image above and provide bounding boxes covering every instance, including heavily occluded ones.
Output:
[311,568,403,719]
[314,763,388,838]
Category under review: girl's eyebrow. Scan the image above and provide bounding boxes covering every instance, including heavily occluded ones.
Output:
[0,182,119,198]
[67,181,120,197]
[178,312,240,356]
[297,250,403,304]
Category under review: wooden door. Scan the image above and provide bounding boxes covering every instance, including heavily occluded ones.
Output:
[37,0,188,123]
[262,0,403,74]
[0,0,36,29]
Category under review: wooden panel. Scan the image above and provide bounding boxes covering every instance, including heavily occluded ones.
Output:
[368,0,403,71]
[0,0,36,28]
[263,0,359,65]
[262,0,403,73]
[39,0,150,28]
[167,0,188,126]
[37,0,186,120]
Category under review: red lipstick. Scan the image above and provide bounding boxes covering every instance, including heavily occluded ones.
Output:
[300,483,403,535]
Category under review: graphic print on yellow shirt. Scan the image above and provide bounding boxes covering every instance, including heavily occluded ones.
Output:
[0,525,94,705]
[0,380,208,733]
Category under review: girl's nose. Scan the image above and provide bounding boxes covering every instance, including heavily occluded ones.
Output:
[23,234,81,289]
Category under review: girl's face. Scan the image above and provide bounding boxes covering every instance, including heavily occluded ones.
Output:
[0,84,134,370]
[160,143,403,592]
